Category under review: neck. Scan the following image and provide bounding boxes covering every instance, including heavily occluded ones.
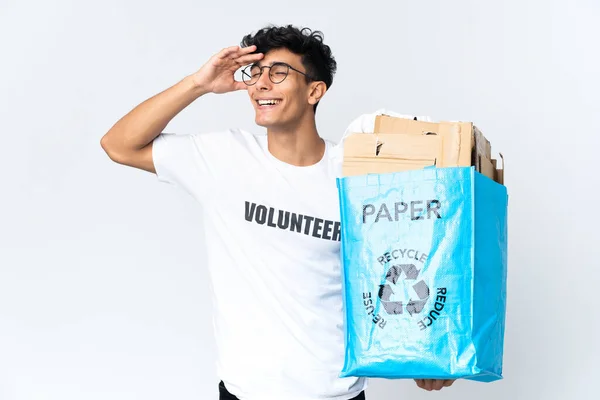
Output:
[266,113,325,167]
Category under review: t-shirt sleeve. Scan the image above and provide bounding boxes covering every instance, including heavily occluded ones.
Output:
[151,131,227,198]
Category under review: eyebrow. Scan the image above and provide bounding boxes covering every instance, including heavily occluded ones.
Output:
[252,60,284,68]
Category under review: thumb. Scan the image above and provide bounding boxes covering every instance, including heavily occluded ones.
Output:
[233,81,248,91]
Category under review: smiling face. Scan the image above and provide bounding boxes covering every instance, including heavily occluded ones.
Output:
[246,48,324,130]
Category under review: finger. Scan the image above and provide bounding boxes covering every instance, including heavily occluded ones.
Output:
[424,380,433,391]
[239,44,258,54]
[235,52,264,66]
[443,379,455,387]
[232,80,248,91]
[218,46,242,59]
[432,379,445,391]
[220,44,257,60]
[414,379,425,389]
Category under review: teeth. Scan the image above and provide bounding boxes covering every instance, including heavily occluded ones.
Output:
[258,99,280,106]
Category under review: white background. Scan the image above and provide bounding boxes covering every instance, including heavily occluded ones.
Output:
[1,0,598,399]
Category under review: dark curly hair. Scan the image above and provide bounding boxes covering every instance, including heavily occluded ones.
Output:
[241,25,337,112]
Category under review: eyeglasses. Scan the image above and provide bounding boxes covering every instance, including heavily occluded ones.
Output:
[241,62,316,86]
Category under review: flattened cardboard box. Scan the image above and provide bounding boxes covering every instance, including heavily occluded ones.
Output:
[343,115,504,185]
[374,116,474,166]
[343,133,443,176]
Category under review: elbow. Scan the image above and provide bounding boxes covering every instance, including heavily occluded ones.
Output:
[100,134,110,153]
[100,133,122,163]
[100,133,113,157]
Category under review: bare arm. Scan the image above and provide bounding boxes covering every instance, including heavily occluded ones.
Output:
[100,77,206,173]
[100,45,263,173]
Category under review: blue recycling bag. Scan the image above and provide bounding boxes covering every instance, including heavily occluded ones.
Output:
[336,166,508,382]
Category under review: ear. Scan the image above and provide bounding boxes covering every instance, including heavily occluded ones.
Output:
[307,81,327,105]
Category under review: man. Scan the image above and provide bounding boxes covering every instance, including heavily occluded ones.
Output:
[101,24,453,399]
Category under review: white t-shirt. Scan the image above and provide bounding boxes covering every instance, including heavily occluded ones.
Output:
[152,128,367,400]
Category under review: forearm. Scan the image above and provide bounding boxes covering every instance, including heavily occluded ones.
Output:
[101,75,208,153]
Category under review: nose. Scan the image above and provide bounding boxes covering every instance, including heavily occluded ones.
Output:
[256,68,272,91]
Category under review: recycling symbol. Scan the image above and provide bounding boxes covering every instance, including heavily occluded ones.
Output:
[378,264,430,316]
